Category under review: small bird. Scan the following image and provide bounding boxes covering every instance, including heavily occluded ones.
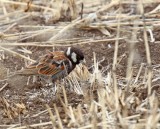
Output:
[15,47,85,83]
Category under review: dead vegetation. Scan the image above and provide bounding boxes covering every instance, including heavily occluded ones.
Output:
[0,0,160,129]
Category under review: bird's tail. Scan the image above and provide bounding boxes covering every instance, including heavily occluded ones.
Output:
[0,68,39,82]
[14,68,39,75]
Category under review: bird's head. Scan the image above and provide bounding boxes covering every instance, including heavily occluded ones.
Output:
[65,47,85,65]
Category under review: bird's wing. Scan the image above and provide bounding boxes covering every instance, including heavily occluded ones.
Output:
[26,51,70,76]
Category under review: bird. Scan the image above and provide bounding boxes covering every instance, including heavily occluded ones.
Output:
[15,47,85,83]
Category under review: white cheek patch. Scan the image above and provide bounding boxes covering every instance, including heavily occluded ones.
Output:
[66,47,71,56]
[71,52,77,63]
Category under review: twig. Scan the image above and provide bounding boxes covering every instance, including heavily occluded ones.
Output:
[112,3,121,111]
[46,104,55,128]
[54,104,63,129]
[0,46,35,62]
[0,38,125,47]
[140,1,152,95]
[0,83,8,92]
[11,121,52,129]
[0,0,57,12]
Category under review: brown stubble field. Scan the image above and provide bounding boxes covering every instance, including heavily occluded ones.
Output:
[0,0,160,129]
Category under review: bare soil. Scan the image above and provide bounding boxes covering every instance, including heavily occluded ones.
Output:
[1,28,160,126]
[0,1,160,128]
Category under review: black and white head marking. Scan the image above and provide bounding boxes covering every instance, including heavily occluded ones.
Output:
[65,47,84,65]
[66,47,71,56]
[71,52,77,63]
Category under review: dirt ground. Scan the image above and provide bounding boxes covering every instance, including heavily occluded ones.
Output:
[0,0,160,128]
[1,29,160,126]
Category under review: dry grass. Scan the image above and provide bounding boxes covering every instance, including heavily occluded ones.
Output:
[0,0,160,129]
